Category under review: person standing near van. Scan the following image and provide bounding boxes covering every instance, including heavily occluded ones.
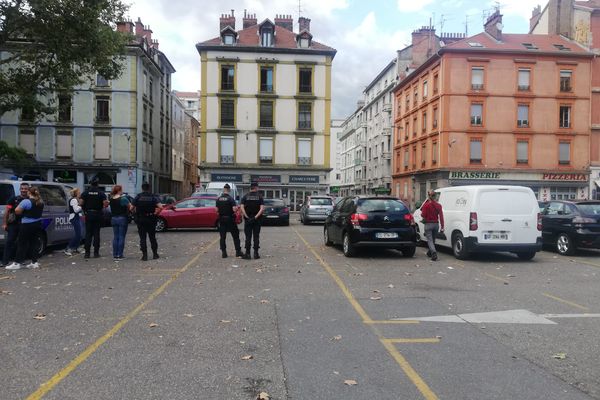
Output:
[2,182,29,267]
[109,185,132,260]
[216,184,243,258]
[6,187,44,270]
[240,182,265,260]
[64,188,83,256]
[81,178,108,259]
[132,182,162,261]
[421,190,445,261]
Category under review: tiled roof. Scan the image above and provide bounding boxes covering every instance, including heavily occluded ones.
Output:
[444,32,590,54]
[197,24,336,53]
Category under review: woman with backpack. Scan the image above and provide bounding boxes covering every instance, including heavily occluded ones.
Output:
[109,185,132,260]
[64,188,83,256]
[6,186,45,270]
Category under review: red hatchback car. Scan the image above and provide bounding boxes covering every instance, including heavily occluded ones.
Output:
[156,197,220,232]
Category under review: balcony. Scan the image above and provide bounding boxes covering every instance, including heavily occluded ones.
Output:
[382,126,392,136]
[360,121,367,129]
[382,151,391,160]
[382,102,392,113]
[354,158,364,166]
[382,176,392,184]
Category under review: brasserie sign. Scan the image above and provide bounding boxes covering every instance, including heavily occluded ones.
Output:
[450,171,588,182]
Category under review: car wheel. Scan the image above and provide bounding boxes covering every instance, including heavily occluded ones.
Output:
[324,227,333,246]
[342,232,356,257]
[34,232,47,259]
[556,233,575,256]
[155,218,167,232]
[401,246,416,258]
[452,232,469,260]
[516,251,536,260]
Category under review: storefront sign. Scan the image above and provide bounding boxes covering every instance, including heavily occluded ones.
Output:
[374,187,392,195]
[251,174,281,183]
[290,175,320,184]
[211,173,243,182]
[450,171,589,182]
[329,186,340,194]
[450,171,501,180]
[542,173,587,181]
[53,169,77,184]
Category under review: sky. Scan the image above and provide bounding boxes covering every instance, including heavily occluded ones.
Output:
[128,0,543,119]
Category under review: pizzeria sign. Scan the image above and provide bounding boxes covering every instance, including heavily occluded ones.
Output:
[450,171,588,182]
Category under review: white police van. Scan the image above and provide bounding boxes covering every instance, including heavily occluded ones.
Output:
[0,180,75,256]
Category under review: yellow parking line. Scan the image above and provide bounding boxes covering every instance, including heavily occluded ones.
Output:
[542,293,590,311]
[574,259,600,269]
[25,237,219,400]
[365,320,420,325]
[386,338,441,344]
[484,272,509,284]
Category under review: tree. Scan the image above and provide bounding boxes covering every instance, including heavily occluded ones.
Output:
[0,140,33,175]
[0,0,131,118]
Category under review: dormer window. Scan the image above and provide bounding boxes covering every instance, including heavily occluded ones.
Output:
[297,31,313,48]
[261,26,273,47]
[220,26,237,46]
[224,34,234,45]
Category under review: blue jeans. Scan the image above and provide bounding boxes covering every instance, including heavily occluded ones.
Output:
[68,215,82,250]
[111,216,128,258]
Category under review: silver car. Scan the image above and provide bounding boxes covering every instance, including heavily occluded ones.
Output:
[300,196,334,224]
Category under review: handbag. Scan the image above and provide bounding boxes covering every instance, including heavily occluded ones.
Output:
[234,210,242,225]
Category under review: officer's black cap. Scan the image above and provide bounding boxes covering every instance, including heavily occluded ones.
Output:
[223,184,231,189]
[250,182,258,188]
[90,176,99,186]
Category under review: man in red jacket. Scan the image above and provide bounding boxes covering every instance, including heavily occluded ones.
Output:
[420,190,445,261]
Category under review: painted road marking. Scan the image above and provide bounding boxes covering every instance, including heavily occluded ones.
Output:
[542,293,590,311]
[25,237,219,400]
[394,309,600,324]
[484,272,510,284]
[387,338,441,344]
[365,320,420,325]
[541,313,600,318]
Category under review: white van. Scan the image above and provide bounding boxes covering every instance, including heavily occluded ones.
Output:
[202,182,239,201]
[413,185,542,260]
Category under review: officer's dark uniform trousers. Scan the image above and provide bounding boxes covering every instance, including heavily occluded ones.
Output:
[137,215,158,254]
[84,210,103,254]
[244,217,261,252]
[219,216,241,252]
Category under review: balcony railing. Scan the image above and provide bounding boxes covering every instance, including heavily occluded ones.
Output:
[382,126,392,136]
[382,151,391,160]
[382,102,392,113]
[220,155,234,164]
[471,84,484,90]
[298,157,311,165]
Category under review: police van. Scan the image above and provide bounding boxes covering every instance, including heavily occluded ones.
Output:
[0,180,75,257]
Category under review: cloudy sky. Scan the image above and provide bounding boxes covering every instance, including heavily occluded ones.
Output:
[128,0,542,118]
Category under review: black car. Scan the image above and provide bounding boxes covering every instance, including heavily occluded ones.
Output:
[324,196,417,257]
[262,199,289,226]
[541,200,600,255]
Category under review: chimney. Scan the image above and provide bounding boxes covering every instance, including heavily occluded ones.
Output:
[135,17,144,37]
[275,14,293,31]
[530,5,542,31]
[548,0,574,38]
[484,10,503,41]
[243,9,257,29]
[411,26,436,67]
[220,9,236,32]
[152,39,159,49]
[116,20,134,34]
[298,16,311,32]
[143,25,153,42]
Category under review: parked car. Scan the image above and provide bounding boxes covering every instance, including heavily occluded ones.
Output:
[191,191,219,199]
[540,200,600,255]
[300,196,334,224]
[413,185,542,260]
[262,199,289,226]
[155,197,221,232]
[324,196,417,257]
[160,193,177,205]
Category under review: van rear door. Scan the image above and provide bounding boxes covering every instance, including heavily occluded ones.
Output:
[38,184,72,245]
[475,188,539,245]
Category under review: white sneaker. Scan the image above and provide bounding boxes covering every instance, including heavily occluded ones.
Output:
[64,249,73,256]
[5,262,22,270]
[26,262,40,269]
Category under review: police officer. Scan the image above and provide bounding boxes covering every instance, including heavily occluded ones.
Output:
[240,182,265,259]
[1,182,29,267]
[132,182,162,261]
[81,177,108,259]
[216,184,243,258]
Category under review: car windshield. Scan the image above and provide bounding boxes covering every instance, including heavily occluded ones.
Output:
[578,203,600,215]
[310,198,332,206]
[0,184,15,205]
[357,198,407,213]
[265,199,284,207]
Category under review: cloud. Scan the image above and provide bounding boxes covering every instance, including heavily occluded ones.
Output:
[397,0,435,13]
[488,0,540,22]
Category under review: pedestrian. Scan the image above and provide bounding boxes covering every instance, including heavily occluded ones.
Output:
[420,189,445,261]
[64,188,83,256]
[216,183,243,258]
[6,186,44,270]
[109,185,133,260]
[132,182,162,261]
[81,177,108,258]
[240,182,265,260]
[1,182,29,267]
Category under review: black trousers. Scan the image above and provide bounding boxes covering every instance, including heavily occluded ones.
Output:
[2,223,20,265]
[15,221,42,263]
[137,215,158,253]
[84,211,103,254]
[244,217,262,252]
[219,216,241,252]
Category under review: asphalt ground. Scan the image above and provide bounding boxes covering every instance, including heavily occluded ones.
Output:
[1,218,599,400]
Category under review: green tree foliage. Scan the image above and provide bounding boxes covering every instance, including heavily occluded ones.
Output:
[0,0,131,118]
[0,140,32,174]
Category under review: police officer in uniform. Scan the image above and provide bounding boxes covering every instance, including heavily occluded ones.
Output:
[132,182,162,261]
[81,177,108,259]
[216,184,243,258]
[240,182,265,259]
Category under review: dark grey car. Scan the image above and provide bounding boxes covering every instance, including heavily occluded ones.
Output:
[300,196,334,225]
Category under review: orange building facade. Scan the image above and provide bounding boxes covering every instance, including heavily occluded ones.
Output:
[392,23,594,208]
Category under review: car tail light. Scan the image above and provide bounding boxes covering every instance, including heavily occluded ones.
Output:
[469,212,478,231]
[404,213,415,225]
[283,207,289,213]
[537,212,542,231]
[350,213,368,226]
[573,216,596,224]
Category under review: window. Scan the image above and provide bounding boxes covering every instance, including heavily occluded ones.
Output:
[471,67,484,90]
[522,42,538,50]
[223,34,234,45]
[403,148,409,169]
[96,74,109,87]
[149,109,153,133]
[517,105,529,127]
[259,101,274,128]
[413,89,418,106]
[298,102,312,129]
[405,95,410,110]
[470,103,483,126]
[259,137,273,164]
[560,70,572,92]
[404,121,409,140]
[421,144,427,166]
[38,185,67,207]
[554,44,571,51]
[559,141,570,165]
[559,105,571,128]
[299,37,310,48]
[413,117,417,136]
[298,138,311,165]
[220,99,235,127]
[260,66,274,92]
[94,133,110,160]
[517,140,528,164]
[56,131,72,158]
[58,95,72,122]
[433,74,439,93]
[422,112,427,133]
[20,105,34,121]
[433,107,438,128]
[470,139,482,164]
[299,68,312,93]
[261,26,273,47]
[149,78,153,101]
[422,81,428,99]
[518,69,530,91]
[432,141,438,164]
[96,96,110,123]
[143,105,148,131]
[143,72,147,95]
[221,65,235,91]
[412,146,417,169]
[220,136,234,164]
[550,188,577,201]
[19,129,35,154]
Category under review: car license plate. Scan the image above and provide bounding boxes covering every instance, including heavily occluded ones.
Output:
[267,215,279,218]
[376,232,398,239]
[484,232,508,240]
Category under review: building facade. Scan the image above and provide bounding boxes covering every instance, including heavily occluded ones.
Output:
[393,13,593,209]
[171,95,186,198]
[0,18,175,194]
[174,91,200,121]
[328,118,344,195]
[183,111,200,196]
[196,11,336,209]
[337,106,365,196]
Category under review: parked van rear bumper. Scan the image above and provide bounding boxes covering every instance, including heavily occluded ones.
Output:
[465,237,543,253]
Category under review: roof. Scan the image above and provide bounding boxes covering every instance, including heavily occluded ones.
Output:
[444,32,590,54]
[196,24,336,57]
[174,91,200,98]
[575,0,600,9]
[364,58,396,93]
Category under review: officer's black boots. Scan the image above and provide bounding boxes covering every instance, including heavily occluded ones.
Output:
[254,251,260,259]
[152,251,159,260]
[84,253,90,259]
[235,249,244,258]
[93,252,100,258]
[242,252,252,260]
[141,251,148,261]
[221,250,228,258]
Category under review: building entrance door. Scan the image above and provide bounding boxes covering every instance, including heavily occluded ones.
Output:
[260,189,281,199]
[289,190,314,212]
